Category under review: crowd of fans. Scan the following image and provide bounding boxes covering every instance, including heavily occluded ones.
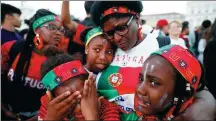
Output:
[1,1,216,120]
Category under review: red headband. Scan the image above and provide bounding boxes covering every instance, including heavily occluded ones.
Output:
[152,45,201,93]
[101,6,137,19]
[42,60,88,91]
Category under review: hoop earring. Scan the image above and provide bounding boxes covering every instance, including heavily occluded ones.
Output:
[34,34,44,50]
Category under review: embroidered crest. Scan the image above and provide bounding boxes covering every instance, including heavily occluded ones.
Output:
[179,60,187,69]
[192,76,197,84]
[108,73,123,87]
[55,76,62,84]
[71,68,78,74]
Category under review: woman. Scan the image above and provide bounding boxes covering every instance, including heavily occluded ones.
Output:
[39,51,124,120]
[168,20,187,49]
[90,1,216,120]
[80,27,117,74]
[134,45,204,120]
[1,9,65,120]
[198,26,212,64]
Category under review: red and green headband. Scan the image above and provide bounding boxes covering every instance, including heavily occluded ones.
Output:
[101,6,137,20]
[151,45,201,92]
[42,60,87,91]
[33,15,60,31]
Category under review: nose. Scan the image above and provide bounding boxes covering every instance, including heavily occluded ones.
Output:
[136,81,148,96]
[114,32,122,44]
[98,51,106,61]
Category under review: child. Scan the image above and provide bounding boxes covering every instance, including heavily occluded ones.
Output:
[134,45,204,120]
[39,52,124,120]
[80,27,117,74]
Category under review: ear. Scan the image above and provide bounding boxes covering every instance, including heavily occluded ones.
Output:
[85,46,89,54]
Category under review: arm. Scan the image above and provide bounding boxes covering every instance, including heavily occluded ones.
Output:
[61,1,78,32]
[183,90,216,120]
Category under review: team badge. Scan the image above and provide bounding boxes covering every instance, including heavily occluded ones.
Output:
[179,60,187,69]
[71,68,78,74]
[108,73,123,87]
[55,76,62,84]
[192,76,197,84]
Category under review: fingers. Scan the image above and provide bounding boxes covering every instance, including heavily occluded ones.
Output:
[82,79,89,97]
[50,91,71,104]
[46,90,53,103]
[57,91,81,108]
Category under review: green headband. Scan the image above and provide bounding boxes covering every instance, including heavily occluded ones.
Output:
[33,15,59,31]
[85,27,103,46]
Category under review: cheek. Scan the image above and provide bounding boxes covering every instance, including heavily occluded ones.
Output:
[40,30,52,43]
[105,54,113,63]
[87,50,98,63]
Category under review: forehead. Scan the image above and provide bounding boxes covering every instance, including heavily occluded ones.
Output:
[45,21,62,27]
[88,35,113,48]
[142,55,175,76]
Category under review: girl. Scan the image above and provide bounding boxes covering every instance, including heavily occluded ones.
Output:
[39,51,124,120]
[80,27,117,74]
[1,9,65,120]
[135,45,205,120]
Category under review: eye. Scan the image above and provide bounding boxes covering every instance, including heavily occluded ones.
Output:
[94,48,100,53]
[149,79,160,86]
[116,26,127,32]
[138,75,143,82]
[106,50,113,55]
[48,25,57,31]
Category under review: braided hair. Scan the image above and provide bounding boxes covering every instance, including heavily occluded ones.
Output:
[13,9,57,84]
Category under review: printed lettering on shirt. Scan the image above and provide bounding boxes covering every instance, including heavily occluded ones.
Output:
[7,68,45,90]
[118,104,133,113]
[113,55,146,65]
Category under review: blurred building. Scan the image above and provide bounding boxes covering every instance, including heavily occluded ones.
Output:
[185,1,216,28]
[141,12,185,27]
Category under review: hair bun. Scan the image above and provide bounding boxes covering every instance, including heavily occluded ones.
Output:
[43,45,65,57]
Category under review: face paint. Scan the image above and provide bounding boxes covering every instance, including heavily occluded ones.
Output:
[157,92,168,107]
[103,39,107,45]
[150,65,155,73]
[143,62,149,81]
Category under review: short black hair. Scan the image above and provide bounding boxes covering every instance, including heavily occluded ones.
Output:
[182,21,189,32]
[91,1,143,26]
[1,3,22,23]
[202,20,212,29]
[84,1,94,14]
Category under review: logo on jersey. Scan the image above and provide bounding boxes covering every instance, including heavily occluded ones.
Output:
[108,73,123,87]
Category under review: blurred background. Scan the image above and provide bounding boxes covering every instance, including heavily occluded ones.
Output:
[1,1,216,30]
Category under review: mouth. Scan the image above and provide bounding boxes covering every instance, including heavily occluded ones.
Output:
[96,63,106,69]
[136,95,151,109]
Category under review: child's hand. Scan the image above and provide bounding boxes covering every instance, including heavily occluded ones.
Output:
[81,72,99,120]
[44,90,82,120]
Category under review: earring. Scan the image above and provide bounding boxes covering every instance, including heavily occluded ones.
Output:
[173,97,178,105]
[34,34,44,50]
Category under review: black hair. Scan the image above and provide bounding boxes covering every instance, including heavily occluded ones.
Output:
[1,3,22,23]
[13,9,57,85]
[181,21,189,32]
[84,1,94,14]
[202,20,212,29]
[41,48,88,97]
[91,1,143,26]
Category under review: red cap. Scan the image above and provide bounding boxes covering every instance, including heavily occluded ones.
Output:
[156,19,168,28]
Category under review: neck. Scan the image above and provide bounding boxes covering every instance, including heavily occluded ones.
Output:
[2,22,15,32]
[33,48,44,56]
[170,35,179,40]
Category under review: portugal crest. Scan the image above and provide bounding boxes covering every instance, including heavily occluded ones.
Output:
[108,73,123,87]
